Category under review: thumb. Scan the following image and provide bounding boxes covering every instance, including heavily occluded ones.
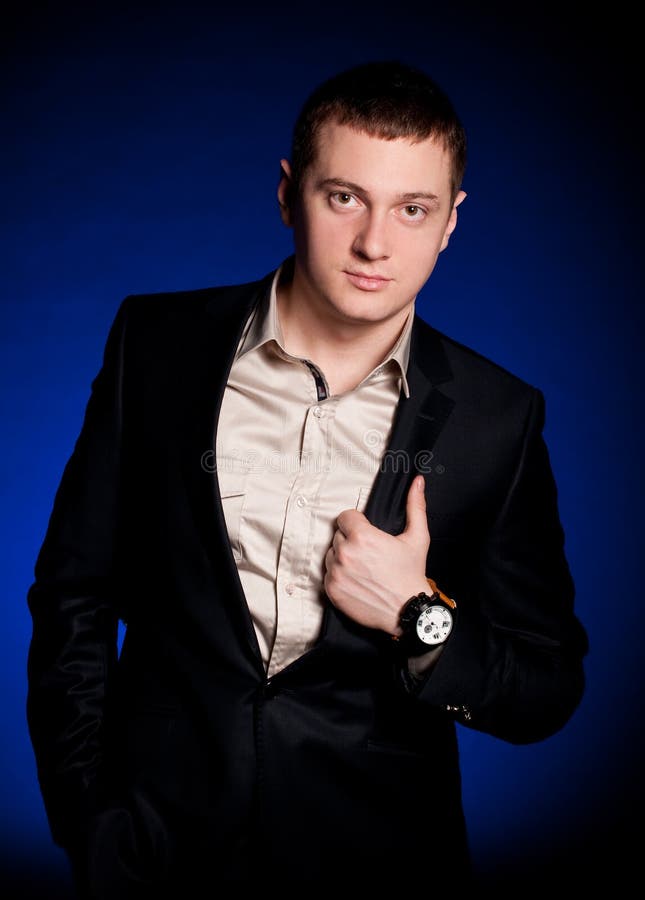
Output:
[402,474,430,544]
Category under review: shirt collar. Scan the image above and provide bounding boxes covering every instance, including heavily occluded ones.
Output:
[236,260,413,398]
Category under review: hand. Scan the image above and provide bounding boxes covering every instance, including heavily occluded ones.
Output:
[323,474,431,636]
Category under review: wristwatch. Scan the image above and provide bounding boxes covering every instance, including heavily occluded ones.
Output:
[394,577,456,656]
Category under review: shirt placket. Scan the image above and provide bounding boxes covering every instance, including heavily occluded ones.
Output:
[269,369,334,676]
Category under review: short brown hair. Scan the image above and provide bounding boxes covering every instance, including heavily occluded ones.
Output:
[289,60,467,202]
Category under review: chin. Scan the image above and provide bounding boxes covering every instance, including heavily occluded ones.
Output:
[335,306,393,326]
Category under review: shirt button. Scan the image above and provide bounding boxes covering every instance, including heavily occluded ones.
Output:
[296,495,307,507]
[285,583,295,595]
[312,406,323,418]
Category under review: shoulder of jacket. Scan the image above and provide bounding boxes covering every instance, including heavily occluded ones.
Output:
[413,314,539,398]
[119,272,271,321]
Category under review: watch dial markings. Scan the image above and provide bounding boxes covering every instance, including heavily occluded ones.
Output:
[416,606,453,644]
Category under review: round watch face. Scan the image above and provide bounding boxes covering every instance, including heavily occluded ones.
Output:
[416,605,453,645]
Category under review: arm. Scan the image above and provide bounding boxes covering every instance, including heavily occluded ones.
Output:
[324,388,588,744]
[417,387,588,743]
[26,298,129,848]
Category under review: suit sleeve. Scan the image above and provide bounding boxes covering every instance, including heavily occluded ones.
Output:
[414,387,589,743]
[26,297,130,848]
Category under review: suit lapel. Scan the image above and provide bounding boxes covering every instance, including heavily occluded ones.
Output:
[365,364,455,535]
[320,316,456,652]
[365,314,455,535]
[178,274,273,669]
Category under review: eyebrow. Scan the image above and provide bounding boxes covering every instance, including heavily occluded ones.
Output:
[316,177,440,205]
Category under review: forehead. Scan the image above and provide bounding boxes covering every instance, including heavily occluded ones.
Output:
[308,121,453,196]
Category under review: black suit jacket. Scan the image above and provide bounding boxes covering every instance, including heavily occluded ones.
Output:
[27,264,588,895]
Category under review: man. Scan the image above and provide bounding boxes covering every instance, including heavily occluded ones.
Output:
[26,60,588,896]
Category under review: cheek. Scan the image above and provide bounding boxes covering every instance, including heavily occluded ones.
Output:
[398,231,442,271]
[298,215,350,260]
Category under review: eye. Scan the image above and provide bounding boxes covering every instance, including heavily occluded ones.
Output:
[402,204,426,219]
[330,192,359,208]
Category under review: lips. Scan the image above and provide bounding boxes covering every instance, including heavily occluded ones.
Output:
[344,271,391,291]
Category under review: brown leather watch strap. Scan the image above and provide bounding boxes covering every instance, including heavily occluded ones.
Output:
[426,577,457,609]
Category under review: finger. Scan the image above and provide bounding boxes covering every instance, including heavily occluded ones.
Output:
[401,474,429,542]
[336,508,368,537]
[332,528,347,551]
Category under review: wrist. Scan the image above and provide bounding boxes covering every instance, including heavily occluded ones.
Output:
[393,579,432,633]
[392,578,454,636]
[392,578,457,654]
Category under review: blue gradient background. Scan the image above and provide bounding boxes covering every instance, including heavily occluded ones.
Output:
[2,2,642,895]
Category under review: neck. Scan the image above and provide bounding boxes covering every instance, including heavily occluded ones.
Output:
[276,272,411,394]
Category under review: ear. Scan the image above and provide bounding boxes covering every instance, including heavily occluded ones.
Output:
[277,158,294,227]
[439,189,467,252]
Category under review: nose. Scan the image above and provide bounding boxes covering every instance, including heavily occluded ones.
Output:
[351,210,391,260]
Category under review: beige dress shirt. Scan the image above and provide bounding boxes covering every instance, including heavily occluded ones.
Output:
[215,263,413,676]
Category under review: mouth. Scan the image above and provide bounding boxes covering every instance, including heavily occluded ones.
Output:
[344,271,392,292]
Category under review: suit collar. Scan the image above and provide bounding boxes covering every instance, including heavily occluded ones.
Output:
[408,313,454,388]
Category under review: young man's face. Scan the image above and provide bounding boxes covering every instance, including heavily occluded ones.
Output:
[278,120,466,329]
